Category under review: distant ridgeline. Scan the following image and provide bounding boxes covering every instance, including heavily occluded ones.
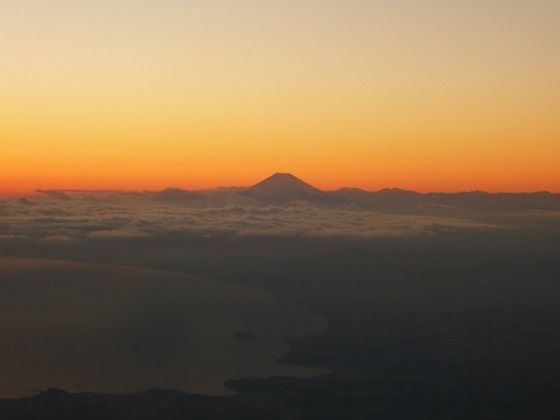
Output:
[237,173,560,211]
[36,172,560,212]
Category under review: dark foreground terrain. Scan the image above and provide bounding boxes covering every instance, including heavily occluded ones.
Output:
[2,201,560,419]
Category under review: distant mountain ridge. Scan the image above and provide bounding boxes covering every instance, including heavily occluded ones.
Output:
[32,173,560,211]
[244,172,324,203]
[242,173,560,210]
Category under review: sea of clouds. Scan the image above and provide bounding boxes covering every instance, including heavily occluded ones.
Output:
[0,191,498,242]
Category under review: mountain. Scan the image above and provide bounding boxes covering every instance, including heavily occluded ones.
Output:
[332,187,560,212]
[244,172,324,203]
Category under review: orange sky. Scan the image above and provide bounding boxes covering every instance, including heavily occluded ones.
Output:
[1,2,559,195]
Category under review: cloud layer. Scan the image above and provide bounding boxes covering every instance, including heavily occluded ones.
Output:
[0,193,496,242]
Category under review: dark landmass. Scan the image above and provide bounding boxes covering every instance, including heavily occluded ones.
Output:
[242,172,347,206]
[233,331,260,340]
[245,172,322,202]
[3,222,560,419]
[332,188,560,212]
[29,172,560,211]
[226,173,560,210]
[0,388,279,420]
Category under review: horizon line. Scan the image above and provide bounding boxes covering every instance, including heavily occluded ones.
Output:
[1,173,559,197]
[1,189,558,199]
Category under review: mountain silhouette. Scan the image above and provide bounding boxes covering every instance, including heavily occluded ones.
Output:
[244,172,323,203]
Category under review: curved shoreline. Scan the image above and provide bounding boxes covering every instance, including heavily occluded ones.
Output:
[0,256,329,398]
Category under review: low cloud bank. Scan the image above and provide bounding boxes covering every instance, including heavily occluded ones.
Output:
[0,193,496,242]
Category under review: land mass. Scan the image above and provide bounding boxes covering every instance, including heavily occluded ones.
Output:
[33,172,560,212]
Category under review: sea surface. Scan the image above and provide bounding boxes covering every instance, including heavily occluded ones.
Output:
[0,257,327,397]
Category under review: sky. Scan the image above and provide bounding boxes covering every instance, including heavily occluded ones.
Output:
[1,1,559,195]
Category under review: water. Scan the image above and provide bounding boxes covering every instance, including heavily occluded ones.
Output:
[0,257,327,397]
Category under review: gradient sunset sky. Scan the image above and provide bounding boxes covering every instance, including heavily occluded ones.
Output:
[1,1,559,195]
